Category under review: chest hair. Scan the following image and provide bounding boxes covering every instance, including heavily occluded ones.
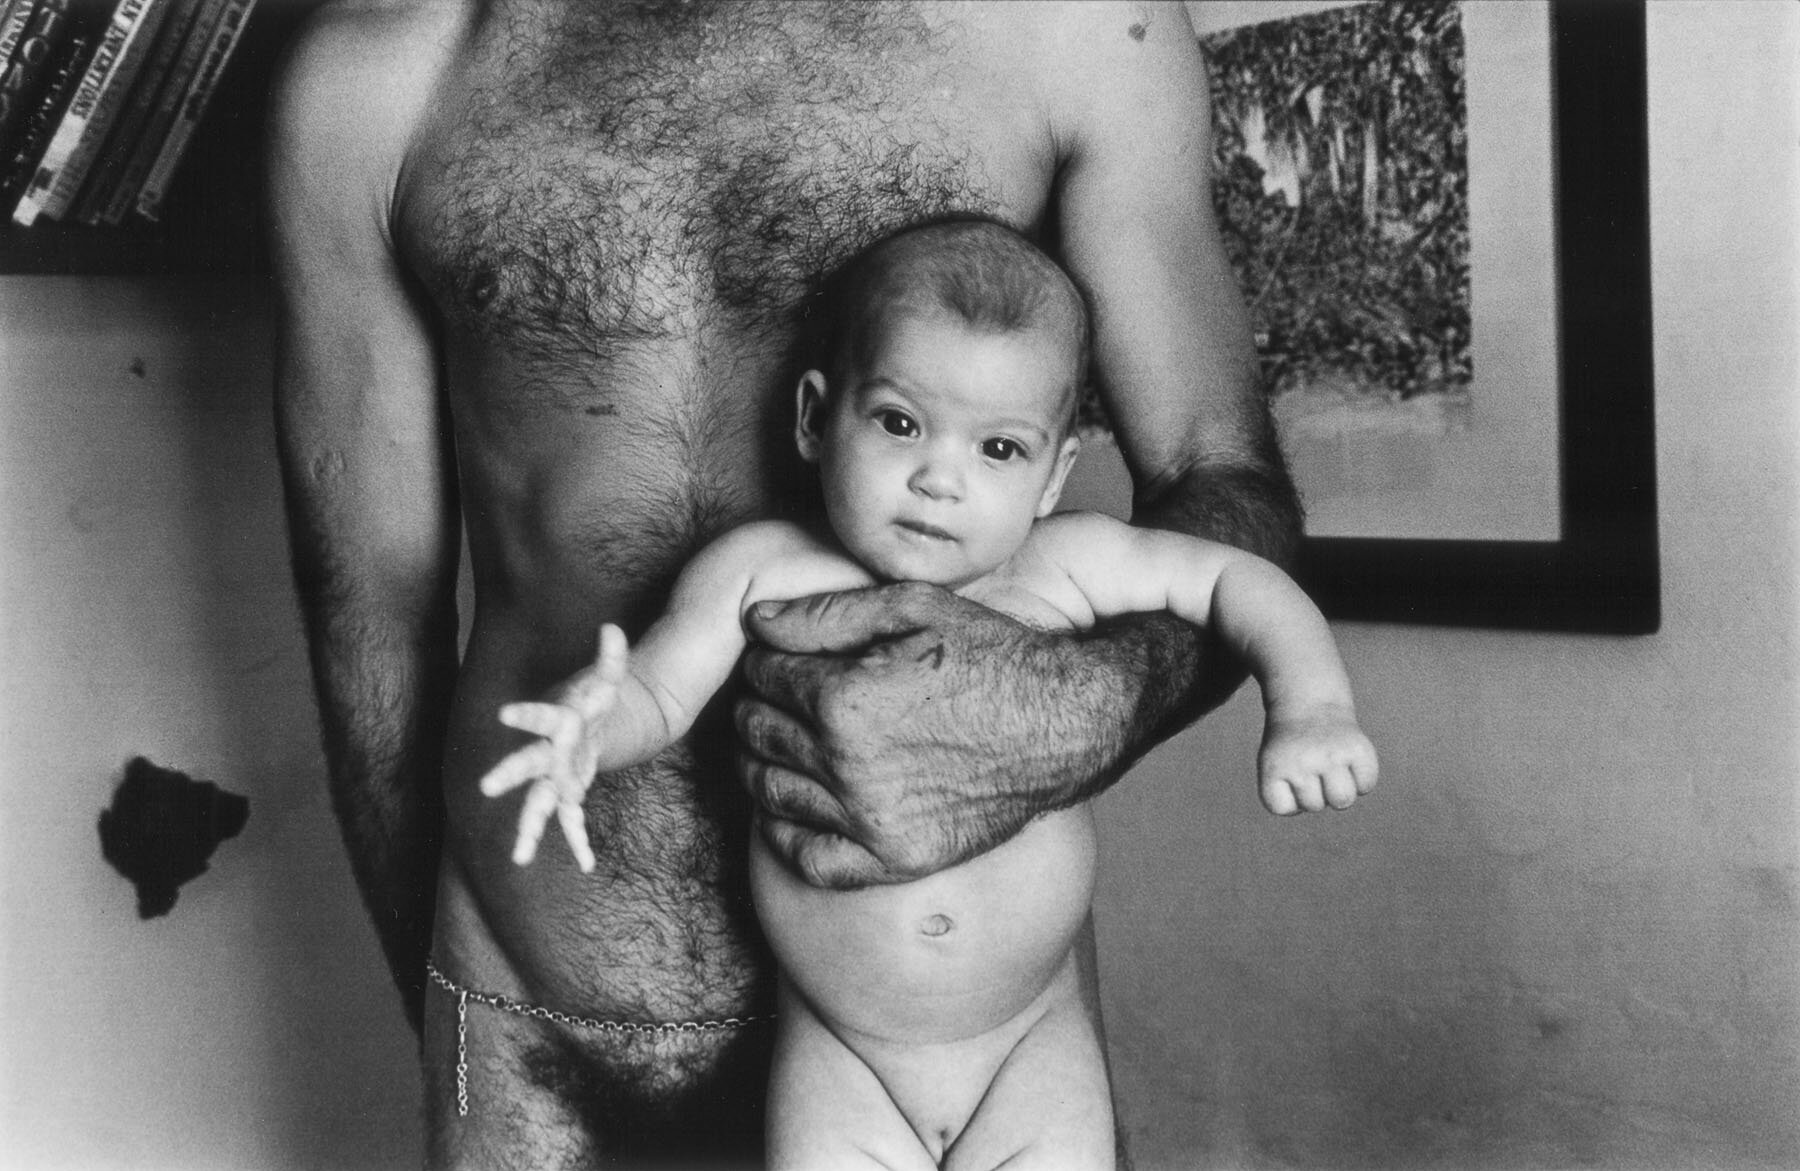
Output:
[413,0,1001,357]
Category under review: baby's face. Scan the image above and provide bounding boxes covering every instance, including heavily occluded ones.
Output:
[797,310,1080,589]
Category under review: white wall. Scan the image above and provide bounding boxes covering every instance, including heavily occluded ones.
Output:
[0,4,1793,1169]
[1095,3,1799,1167]
[0,281,422,1169]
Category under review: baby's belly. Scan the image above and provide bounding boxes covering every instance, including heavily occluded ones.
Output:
[750,806,1098,1046]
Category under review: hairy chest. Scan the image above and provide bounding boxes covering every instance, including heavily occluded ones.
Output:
[399,1,1044,355]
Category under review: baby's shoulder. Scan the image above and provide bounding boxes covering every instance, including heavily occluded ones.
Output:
[976,512,1133,629]
[1022,510,1132,559]
[713,517,826,552]
[709,520,874,605]
[690,519,836,575]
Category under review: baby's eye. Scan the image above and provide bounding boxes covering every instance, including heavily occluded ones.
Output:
[980,437,1025,462]
[877,410,918,438]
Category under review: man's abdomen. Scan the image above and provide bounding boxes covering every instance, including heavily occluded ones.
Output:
[750,805,1099,1046]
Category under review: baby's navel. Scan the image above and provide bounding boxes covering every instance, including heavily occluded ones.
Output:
[920,913,954,938]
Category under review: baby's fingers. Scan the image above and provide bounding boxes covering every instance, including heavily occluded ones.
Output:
[596,623,628,682]
[557,801,596,873]
[512,780,562,866]
[560,625,630,717]
[1261,778,1300,817]
[1352,741,1380,796]
[1261,764,1326,815]
[1321,763,1360,810]
[479,742,555,798]
[499,700,581,744]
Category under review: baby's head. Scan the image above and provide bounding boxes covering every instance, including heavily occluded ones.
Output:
[796,218,1090,588]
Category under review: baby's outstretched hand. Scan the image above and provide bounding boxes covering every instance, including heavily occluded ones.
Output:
[477,624,630,872]
[1258,704,1378,816]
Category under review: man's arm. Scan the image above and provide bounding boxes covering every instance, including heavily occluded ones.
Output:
[739,3,1300,887]
[1044,0,1302,739]
[266,6,458,1034]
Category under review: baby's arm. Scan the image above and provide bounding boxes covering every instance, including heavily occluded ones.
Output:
[1027,512,1377,815]
[478,522,874,869]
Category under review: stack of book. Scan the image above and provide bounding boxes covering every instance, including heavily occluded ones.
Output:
[0,0,258,230]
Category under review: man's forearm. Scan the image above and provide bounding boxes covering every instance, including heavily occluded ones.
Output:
[1133,457,1303,569]
[306,612,458,1037]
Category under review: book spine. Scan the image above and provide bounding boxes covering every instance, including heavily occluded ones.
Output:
[11,0,149,225]
[98,0,220,223]
[72,0,191,222]
[0,1,36,77]
[0,27,87,209]
[0,0,75,154]
[133,0,248,221]
[13,0,165,222]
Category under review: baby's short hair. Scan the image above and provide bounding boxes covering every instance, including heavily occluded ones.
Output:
[814,217,1091,414]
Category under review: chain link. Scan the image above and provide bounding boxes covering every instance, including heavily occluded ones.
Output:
[428,959,774,1120]
[454,990,470,1118]
[427,959,775,1036]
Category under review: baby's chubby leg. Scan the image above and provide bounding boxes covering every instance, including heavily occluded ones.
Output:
[766,979,939,1171]
[766,959,1115,1171]
[940,957,1115,1171]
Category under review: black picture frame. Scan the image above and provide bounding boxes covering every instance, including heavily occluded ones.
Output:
[1292,0,1658,634]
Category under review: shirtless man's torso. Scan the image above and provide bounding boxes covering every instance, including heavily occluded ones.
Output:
[271,2,1292,1166]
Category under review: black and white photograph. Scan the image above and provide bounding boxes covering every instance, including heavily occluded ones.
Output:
[0,2,1794,1169]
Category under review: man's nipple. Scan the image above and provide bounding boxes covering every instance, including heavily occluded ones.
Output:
[920,913,954,938]
[465,265,498,310]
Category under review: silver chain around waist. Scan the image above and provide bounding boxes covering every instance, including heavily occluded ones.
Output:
[425,958,775,1118]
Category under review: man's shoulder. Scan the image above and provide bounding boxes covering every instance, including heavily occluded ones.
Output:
[282,0,463,87]
[267,0,469,233]
[953,1,1209,149]
[271,0,466,151]
[952,2,1199,80]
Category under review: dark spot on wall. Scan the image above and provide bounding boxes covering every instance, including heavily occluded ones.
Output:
[1128,22,1147,42]
[129,357,146,379]
[1737,864,1798,915]
[585,403,619,417]
[98,757,249,919]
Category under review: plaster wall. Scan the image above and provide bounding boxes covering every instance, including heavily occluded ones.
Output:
[1095,3,1800,1166]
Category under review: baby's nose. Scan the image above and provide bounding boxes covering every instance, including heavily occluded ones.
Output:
[908,451,965,500]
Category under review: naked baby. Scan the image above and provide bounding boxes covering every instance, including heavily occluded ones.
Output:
[478,218,1378,1170]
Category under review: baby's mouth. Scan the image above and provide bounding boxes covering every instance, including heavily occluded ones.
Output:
[896,518,956,542]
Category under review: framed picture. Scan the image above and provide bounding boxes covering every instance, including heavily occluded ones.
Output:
[1193,0,1658,633]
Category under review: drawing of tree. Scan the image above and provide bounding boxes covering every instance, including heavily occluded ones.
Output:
[1204,0,1472,400]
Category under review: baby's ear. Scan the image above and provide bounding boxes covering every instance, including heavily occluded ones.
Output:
[794,371,829,462]
[1035,433,1082,517]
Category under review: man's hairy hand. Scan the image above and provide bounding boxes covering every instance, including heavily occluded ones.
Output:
[736,582,1130,889]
